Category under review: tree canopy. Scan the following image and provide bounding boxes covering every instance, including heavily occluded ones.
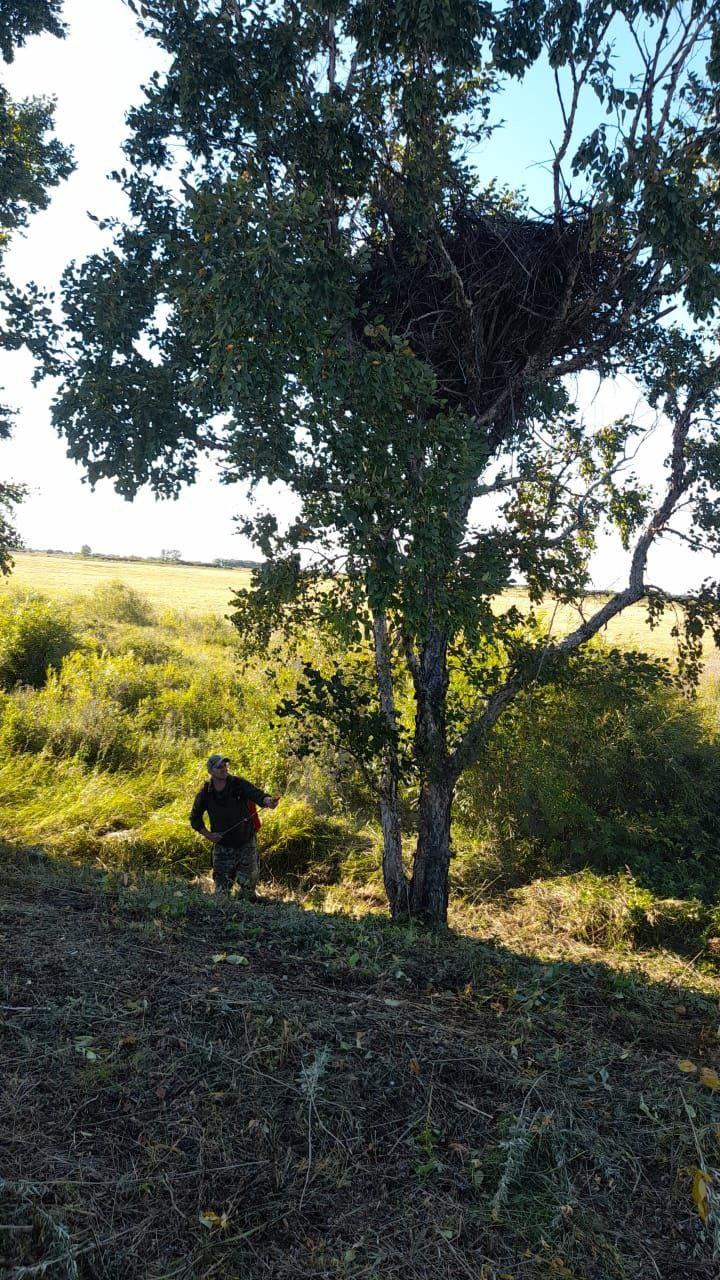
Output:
[0,0,72,573]
[52,0,720,922]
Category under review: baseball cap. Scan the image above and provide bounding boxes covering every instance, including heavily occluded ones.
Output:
[206,753,230,771]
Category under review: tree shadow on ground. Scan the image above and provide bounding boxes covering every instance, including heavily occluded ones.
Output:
[1,843,719,1280]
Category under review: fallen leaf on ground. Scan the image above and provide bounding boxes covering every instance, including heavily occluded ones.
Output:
[691,1167,713,1223]
[699,1067,720,1091]
[199,1210,230,1229]
[677,1059,697,1074]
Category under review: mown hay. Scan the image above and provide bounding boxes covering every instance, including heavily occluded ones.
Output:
[1,848,720,1279]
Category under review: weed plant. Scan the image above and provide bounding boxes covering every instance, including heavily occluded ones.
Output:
[86,578,157,626]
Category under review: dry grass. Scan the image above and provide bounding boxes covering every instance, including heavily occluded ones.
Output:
[498,590,720,679]
[3,553,252,616]
[5,553,718,676]
[2,846,720,1280]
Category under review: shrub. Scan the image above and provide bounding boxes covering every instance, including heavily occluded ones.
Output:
[0,650,161,771]
[88,580,156,626]
[457,647,720,901]
[0,687,47,753]
[259,799,344,883]
[48,697,142,771]
[54,650,160,714]
[121,633,177,665]
[157,608,235,646]
[0,684,142,771]
[134,665,230,737]
[0,596,77,688]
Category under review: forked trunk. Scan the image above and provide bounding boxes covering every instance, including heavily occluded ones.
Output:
[409,775,453,925]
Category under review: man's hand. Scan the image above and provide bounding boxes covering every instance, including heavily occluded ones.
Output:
[263,795,280,809]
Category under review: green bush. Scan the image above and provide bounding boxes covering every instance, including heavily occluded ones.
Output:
[0,650,163,771]
[0,596,78,688]
[157,608,235,646]
[457,647,720,901]
[134,665,230,737]
[259,798,344,883]
[0,683,142,771]
[88,580,156,626]
[120,633,178,665]
[55,649,160,714]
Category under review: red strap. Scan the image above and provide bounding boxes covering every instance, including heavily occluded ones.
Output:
[247,801,261,833]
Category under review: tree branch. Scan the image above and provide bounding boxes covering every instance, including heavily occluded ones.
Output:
[449,385,702,781]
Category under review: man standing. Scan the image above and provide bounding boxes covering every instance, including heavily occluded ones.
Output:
[190,754,279,897]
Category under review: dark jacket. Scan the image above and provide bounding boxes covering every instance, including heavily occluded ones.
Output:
[190,774,267,849]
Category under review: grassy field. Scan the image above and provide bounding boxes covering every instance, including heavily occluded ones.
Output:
[3,561,720,1276]
[6,551,718,675]
[5,551,252,615]
[1,548,719,900]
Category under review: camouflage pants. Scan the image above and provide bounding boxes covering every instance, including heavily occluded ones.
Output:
[212,837,260,896]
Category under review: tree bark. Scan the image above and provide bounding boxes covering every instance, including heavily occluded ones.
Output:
[380,786,408,920]
[407,625,453,926]
[371,610,409,919]
[410,774,454,925]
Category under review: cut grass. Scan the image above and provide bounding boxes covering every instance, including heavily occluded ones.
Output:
[4,552,252,615]
[2,845,720,1279]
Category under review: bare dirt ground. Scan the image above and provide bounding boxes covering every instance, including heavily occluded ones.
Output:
[2,847,720,1280]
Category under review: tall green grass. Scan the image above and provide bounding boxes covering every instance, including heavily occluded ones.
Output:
[0,584,352,878]
[1,583,720,914]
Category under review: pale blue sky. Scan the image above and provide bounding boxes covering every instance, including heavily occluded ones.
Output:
[0,0,282,564]
[0,0,714,592]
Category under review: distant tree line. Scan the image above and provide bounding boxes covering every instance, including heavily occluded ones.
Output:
[28,548,261,571]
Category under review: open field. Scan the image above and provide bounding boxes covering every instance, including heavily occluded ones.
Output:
[501,589,720,678]
[1,549,719,904]
[2,552,720,1278]
[4,551,252,615]
[5,551,719,676]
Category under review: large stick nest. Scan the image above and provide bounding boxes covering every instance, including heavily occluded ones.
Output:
[356,209,617,420]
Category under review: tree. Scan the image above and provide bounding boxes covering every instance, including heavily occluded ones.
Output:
[160,548,182,562]
[0,0,73,573]
[52,0,720,924]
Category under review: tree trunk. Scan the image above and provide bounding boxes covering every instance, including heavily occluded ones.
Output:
[407,625,453,926]
[371,610,410,919]
[380,788,409,920]
[410,775,453,925]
